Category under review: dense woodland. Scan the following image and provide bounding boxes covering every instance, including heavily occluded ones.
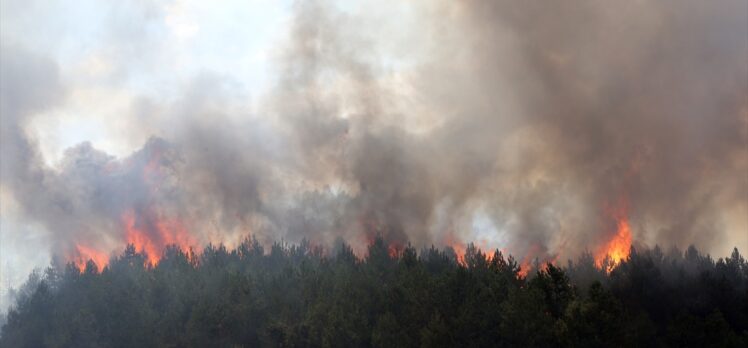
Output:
[1,237,747,347]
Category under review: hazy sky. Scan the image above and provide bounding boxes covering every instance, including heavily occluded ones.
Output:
[2,0,291,159]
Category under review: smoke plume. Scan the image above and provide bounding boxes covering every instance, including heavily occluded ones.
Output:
[1,0,746,268]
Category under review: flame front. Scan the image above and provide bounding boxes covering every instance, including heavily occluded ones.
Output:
[123,210,160,264]
[596,198,633,268]
[122,209,197,265]
[73,244,110,271]
[604,218,632,264]
[62,141,203,271]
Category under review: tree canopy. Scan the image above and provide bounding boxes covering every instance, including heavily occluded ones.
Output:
[2,237,747,347]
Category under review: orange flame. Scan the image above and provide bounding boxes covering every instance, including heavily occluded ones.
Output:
[72,244,110,271]
[66,142,200,270]
[517,261,532,277]
[602,218,632,264]
[516,243,545,277]
[595,198,633,269]
[594,156,643,269]
[387,243,402,258]
[123,211,160,264]
[122,209,197,265]
[443,234,466,265]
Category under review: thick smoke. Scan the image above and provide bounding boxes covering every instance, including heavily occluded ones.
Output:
[1,0,746,266]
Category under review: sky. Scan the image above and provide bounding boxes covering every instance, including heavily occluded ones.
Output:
[1,0,747,311]
[2,0,291,160]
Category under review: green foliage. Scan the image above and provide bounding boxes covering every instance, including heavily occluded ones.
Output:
[1,239,746,347]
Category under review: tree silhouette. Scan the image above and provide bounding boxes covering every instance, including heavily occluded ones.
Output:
[1,242,746,347]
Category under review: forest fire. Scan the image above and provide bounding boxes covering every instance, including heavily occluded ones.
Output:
[387,243,401,258]
[600,217,632,264]
[122,209,197,265]
[72,244,110,271]
[123,211,160,264]
[3,0,746,344]
[445,237,467,265]
[596,198,633,269]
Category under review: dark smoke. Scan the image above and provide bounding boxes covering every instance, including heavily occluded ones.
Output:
[1,0,746,265]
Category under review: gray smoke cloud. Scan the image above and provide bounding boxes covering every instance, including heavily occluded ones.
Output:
[1,0,746,268]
